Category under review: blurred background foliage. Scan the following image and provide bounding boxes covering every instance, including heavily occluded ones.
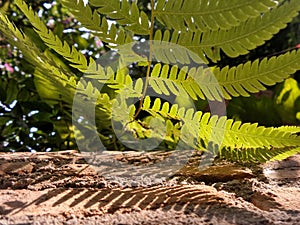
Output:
[0,0,104,151]
[0,0,299,152]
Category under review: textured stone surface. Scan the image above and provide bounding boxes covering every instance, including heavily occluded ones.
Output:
[0,151,299,225]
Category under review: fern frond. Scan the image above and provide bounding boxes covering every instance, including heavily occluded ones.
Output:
[205,0,300,58]
[269,146,300,161]
[147,48,300,101]
[109,76,144,99]
[274,126,300,135]
[149,63,224,101]
[214,49,300,99]
[153,30,211,63]
[0,1,10,15]
[151,34,204,64]
[1,6,111,125]
[219,145,300,163]
[156,0,300,62]
[0,12,80,86]
[0,13,41,65]
[89,0,150,35]
[15,0,88,72]
[142,97,300,149]
[155,0,277,32]
[84,64,143,98]
[149,50,300,101]
[220,121,300,149]
[61,0,132,46]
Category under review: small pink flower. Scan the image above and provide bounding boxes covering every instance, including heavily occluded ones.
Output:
[62,17,72,25]
[95,37,103,48]
[295,44,300,49]
[4,63,14,73]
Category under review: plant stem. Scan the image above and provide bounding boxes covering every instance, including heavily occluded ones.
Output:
[134,0,155,119]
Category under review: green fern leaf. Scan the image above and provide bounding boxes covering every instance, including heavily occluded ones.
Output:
[206,0,300,59]
[221,121,300,148]
[157,0,300,62]
[219,145,300,163]
[15,0,88,72]
[155,0,277,32]
[269,146,300,161]
[215,49,300,99]
[61,0,132,46]
[149,63,224,101]
[142,98,300,150]
[148,49,300,101]
[89,0,150,35]
[0,13,41,66]
[3,0,300,162]
[0,1,10,15]
[274,126,300,134]
[1,7,113,133]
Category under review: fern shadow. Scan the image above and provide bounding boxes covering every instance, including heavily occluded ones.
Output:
[2,185,276,224]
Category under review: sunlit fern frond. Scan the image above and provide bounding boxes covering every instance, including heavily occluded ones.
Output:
[142,97,300,149]
[154,0,300,62]
[202,0,300,59]
[0,8,112,127]
[219,145,300,163]
[0,12,81,99]
[61,0,132,46]
[273,126,300,135]
[154,0,278,32]
[214,49,300,99]
[15,0,88,72]
[146,49,300,101]
[89,0,150,35]
[84,62,222,101]
[0,1,10,15]
[0,13,41,66]
[149,63,224,101]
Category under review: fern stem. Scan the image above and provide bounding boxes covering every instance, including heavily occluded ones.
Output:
[134,0,155,119]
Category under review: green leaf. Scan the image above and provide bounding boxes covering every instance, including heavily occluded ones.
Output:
[89,0,150,35]
[5,79,19,105]
[275,78,300,124]
[155,0,277,31]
